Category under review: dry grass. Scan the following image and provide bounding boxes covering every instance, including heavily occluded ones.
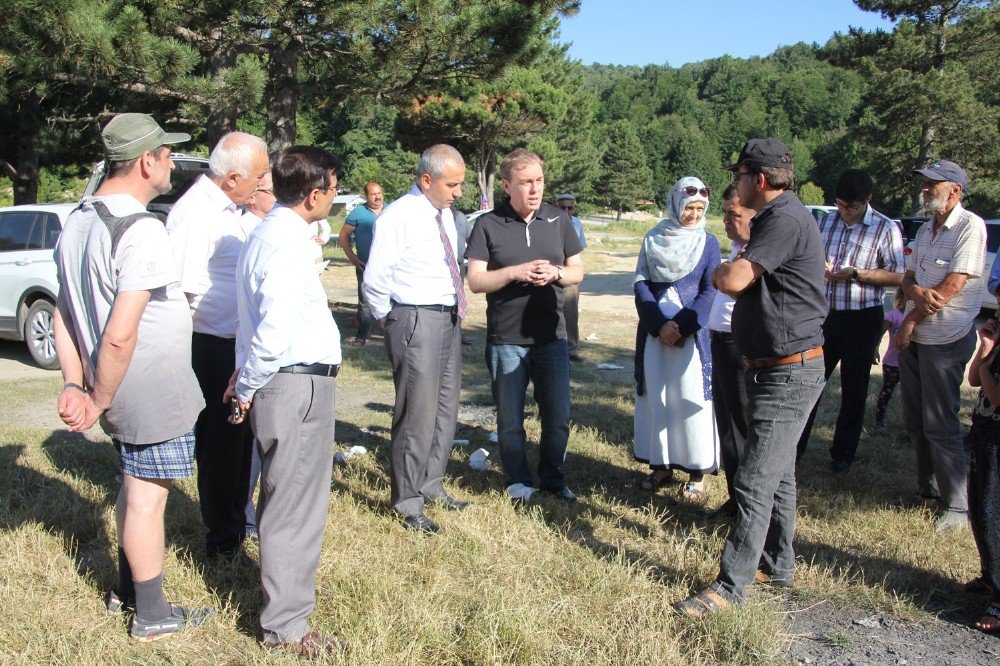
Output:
[0,221,981,664]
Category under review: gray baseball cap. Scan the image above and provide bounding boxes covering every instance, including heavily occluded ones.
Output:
[101,113,190,161]
[912,159,968,187]
[556,193,576,203]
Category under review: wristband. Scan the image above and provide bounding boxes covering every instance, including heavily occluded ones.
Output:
[64,382,87,393]
[852,268,860,282]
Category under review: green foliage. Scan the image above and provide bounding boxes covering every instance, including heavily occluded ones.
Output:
[798,182,827,205]
[598,120,653,218]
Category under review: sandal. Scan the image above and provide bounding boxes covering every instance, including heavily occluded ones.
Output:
[674,585,730,618]
[973,603,1000,634]
[640,470,672,491]
[682,479,705,501]
[963,576,995,595]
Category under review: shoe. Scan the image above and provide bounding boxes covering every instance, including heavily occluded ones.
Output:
[540,486,577,502]
[674,582,731,618]
[569,353,584,362]
[402,513,442,535]
[461,335,472,346]
[894,492,940,509]
[829,459,851,476]
[701,498,737,519]
[935,511,968,532]
[682,479,706,502]
[350,337,367,347]
[754,569,793,588]
[433,496,472,511]
[640,470,673,491]
[130,603,213,641]
[105,589,134,613]
[265,630,345,659]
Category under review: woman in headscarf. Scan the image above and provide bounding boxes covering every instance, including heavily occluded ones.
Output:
[633,176,721,500]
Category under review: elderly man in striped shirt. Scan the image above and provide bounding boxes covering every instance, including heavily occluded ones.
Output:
[796,169,905,475]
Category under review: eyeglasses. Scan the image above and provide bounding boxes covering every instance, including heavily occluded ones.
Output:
[255,188,274,196]
[730,171,757,183]
[835,200,865,212]
[681,186,710,198]
[558,205,575,211]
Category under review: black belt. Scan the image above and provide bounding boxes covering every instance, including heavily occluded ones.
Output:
[277,363,339,377]
[709,330,733,342]
[393,302,457,313]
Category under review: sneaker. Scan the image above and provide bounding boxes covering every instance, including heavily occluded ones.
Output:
[935,511,969,533]
[130,603,213,641]
[105,589,134,613]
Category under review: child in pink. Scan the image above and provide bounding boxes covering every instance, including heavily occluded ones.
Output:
[875,289,906,427]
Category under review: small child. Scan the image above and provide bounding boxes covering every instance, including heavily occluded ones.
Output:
[875,289,906,427]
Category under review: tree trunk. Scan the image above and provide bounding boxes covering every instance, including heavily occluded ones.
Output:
[14,103,40,205]
[266,45,299,155]
[616,208,622,222]
[205,28,237,149]
[476,142,496,208]
[911,122,937,213]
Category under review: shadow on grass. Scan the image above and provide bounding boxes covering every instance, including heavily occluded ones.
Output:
[30,431,263,638]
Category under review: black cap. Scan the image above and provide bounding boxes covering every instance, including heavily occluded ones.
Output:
[726,137,793,171]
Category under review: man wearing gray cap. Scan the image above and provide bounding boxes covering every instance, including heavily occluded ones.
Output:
[556,193,587,361]
[895,159,986,532]
[676,137,827,616]
[53,113,211,639]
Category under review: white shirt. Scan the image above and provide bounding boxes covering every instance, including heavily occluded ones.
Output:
[165,174,245,337]
[235,205,342,402]
[362,185,459,320]
[707,243,743,333]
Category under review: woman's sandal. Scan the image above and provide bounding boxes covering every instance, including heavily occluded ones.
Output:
[962,576,995,595]
[973,603,1000,634]
[682,479,705,501]
[674,586,730,618]
[640,470,673,491]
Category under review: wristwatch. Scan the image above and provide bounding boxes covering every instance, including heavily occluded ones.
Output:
[557,266,564,281]
[851,268,860,282]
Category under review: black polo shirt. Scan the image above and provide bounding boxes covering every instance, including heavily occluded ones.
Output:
[731,191,827,359]
[466,200,583,345]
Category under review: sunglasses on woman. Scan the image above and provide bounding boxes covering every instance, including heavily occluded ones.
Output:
[682,186,709,198]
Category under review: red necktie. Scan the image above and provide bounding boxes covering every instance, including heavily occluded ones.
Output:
[436,210,467,319]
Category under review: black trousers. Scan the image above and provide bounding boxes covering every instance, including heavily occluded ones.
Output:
[796,306,885,464]
[192,332,255,555]
[711,333,748,502]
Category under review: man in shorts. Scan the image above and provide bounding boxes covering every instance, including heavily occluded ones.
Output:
[53,113,210,640]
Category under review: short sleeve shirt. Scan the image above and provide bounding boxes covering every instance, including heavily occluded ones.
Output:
[344,204,379,264]
[731,191,828,359]
[905,204,986,345]
[55,195,204,445]
[466,200,583,345]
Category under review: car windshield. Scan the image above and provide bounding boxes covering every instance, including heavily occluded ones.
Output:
[987,223,1000,254]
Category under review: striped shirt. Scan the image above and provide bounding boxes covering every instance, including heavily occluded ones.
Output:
[818,205,905,310]
[906,203,986,345]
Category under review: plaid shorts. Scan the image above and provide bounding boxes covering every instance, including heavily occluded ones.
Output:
[114,428,196,479]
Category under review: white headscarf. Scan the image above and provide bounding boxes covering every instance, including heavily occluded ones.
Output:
[636,176,710,283]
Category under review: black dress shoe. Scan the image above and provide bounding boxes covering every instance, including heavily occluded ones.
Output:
[701,499,737,519]
[402,513,442,535]
[540,486,577,502]
[829,459,851,476]
[433,496,472,511]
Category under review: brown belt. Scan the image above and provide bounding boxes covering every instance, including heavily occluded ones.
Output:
[743,346,823,370]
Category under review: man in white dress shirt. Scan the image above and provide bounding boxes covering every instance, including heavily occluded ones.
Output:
[705,183,755,519]
[226,146,343,658]
[166,132,269,559]
[363,144,471,535]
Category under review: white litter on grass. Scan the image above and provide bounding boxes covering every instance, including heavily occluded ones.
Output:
[469,448,491,470]
[506,483,537,501]
[333,445,368,464]
[488,432,499,443]
[360,427,376,435]
[585,333,598,341]
[595,363,624,370]
[452,439,470,447]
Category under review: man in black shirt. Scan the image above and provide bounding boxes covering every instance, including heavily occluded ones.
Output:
[675,138,827,616]
[466,148,584,502]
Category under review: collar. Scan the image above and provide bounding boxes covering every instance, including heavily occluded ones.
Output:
[192,174,240,214]
[751,190,794,222]
[266,204,316,238]
[496,199,556,224]
[938,202,967,230]
[832,203,875,228]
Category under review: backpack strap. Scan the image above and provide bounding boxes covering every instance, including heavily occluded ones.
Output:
[89,200,157,254]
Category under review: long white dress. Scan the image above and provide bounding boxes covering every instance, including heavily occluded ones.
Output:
[633,287,720,473]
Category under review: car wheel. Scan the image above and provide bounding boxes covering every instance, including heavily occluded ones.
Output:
[24,299,60,370]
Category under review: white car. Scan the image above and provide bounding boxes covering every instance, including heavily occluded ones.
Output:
[904,218,1000,310]
[83,153,212,221]
[0,203,78,369]
[805,205,836,223]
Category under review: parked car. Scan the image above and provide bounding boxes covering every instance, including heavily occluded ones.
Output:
[904,218,1000,310]
[0,203,78,369]
[83,153,212,221]
[897,216,929,244]
[805,205,836,223]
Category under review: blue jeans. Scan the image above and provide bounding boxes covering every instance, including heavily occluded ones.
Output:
[716,356,826,600]
[487,339,571,489]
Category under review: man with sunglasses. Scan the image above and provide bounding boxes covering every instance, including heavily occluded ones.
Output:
[556,193,587,361]
[795,169,904,475]
[676,138,827,617]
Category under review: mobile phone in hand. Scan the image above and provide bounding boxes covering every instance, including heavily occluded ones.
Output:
[230,397,242,423]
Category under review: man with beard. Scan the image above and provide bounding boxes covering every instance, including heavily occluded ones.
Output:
[895,159,986,532]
